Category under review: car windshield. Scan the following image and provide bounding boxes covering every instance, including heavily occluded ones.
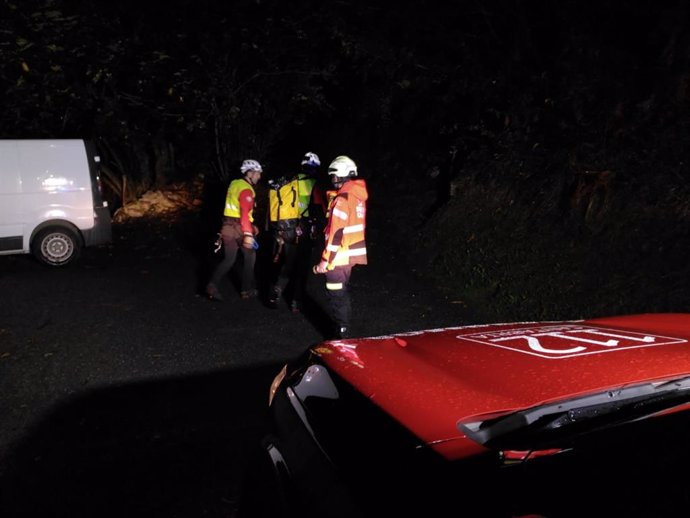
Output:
[458,375,690,450]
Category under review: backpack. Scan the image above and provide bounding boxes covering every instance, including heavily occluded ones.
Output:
[268,176,300,223]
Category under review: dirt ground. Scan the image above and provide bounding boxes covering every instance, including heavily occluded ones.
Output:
[4,174,686,516]
[0,198,471,518]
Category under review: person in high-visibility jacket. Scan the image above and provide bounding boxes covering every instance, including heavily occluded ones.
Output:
[206,159,262,301]
[267,151,326,311]
[313,155,368,338]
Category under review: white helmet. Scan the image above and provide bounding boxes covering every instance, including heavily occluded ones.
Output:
[327,155,357,178]
[301,151,321,168]
[240,159,263,174]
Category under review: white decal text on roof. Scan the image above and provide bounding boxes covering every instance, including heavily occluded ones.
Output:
[460,325,687,359]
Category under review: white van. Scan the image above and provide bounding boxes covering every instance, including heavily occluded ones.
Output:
[0,139,112,266]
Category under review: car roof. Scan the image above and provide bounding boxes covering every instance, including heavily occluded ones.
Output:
[313,313,690,460]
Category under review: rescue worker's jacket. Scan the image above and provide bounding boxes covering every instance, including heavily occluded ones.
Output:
[224,178,256,232]
[321,179,368,268]
[224,178,256,220]
[296,173,317,218]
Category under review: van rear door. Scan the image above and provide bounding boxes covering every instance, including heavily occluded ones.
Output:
[83,140,112,246]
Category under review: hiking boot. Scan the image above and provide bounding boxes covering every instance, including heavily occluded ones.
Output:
[267,286,281,308]
[240,289,258,300]
[206,283,224,302]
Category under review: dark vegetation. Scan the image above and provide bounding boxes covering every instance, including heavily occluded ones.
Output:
[2,0,690,322]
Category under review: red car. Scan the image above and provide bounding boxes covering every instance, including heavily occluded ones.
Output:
[241,313,690,517]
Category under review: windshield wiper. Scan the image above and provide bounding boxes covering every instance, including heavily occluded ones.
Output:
[458,376,690,450]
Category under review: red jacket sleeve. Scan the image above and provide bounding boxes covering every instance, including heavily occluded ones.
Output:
[238,188,255,234]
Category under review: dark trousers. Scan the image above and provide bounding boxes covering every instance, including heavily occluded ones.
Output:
[209,219,256,293]
[269,227,298,292]
[269,223,314,304]
[325,265,353,330]
[292,233,315,303]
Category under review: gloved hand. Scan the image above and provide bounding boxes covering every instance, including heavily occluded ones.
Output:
[313,260,329,274]
[242,233,257,250]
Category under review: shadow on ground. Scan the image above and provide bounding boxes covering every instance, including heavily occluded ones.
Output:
[0,365,280,518]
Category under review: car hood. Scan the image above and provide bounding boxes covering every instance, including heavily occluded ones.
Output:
[313,313,690,460]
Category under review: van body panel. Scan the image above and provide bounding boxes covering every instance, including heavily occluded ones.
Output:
[83,206,112,247]
[0,142,23,243]
[0,139,112,264]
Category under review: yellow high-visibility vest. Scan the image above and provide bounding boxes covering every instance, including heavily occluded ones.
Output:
[224,178,256,221]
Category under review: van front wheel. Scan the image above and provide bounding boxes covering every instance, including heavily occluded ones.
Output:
[32,226,82,266]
